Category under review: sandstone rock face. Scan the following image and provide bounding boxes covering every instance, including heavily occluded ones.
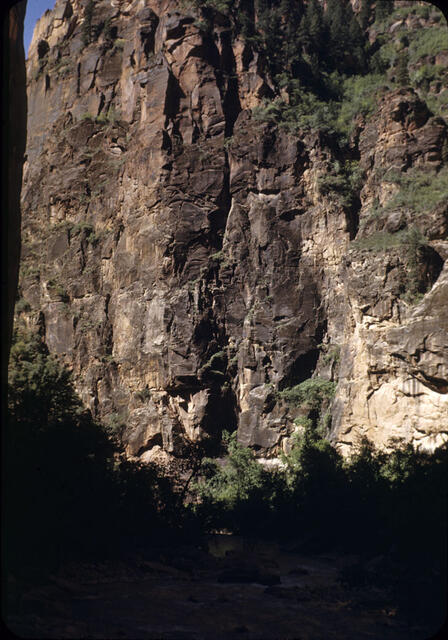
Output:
[19,0,448,458]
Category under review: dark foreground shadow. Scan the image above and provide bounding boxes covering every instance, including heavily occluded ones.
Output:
[3,330,447,639]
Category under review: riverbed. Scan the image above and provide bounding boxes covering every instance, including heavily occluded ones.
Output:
[5,535,429,639]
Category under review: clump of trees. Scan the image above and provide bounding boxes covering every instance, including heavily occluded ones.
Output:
[186,0,447,141]
[191,0,371,95]
[194,426,447,556]
[193,426,447,627]
[4,329,191,577]
[187,0,386,142]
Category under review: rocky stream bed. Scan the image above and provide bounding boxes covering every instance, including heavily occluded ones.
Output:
[5,535,436,640]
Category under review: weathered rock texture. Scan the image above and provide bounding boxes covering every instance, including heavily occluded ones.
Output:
[19,0,448,458]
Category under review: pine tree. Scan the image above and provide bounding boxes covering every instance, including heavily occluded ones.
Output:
[82,0,95,46]
[326,0,348,70]
[375,0,393,24]
[359,0,371,30]
[307,0,324,53]
[298,3,312,53]
[396,49,410,86]
[298,0,324,55]
[280,0,304,72]
[349,14,367,73]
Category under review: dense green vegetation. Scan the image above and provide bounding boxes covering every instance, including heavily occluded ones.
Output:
[184,0,448,138]
[195,423,446,552]
[350,226,436,303]
[382,165,448,213]
[6,330,447,553]
[194,426,447,625]
[279,377,336,408]
[279,377,335,436]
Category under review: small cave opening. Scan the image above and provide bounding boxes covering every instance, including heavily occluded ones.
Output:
[63,1,73,20]
[193,314,219,353]
[97,92,106,116]
[140,17,158,59]
[278,349,320,391]
[200,386,238,454]
[242,43,253,71]
[108,25,118,40]
[37,39,50,59]
[345,197,361,240]
[208,159,231,252]
[162,129,172,154]
[136,433,163,457]
[417,245,444,293]
[76,62,81,95]
[196,31,221,70]
[172,241,188,277]
[164,72,185,121]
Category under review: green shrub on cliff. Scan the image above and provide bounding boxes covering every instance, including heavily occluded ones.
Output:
[408,25,448,65]
[279,377,336,410]
[336,73,390,135]
[402,226,428,303]
[197,432,266,505]
[252,72,392,141]
[385,166,448,213]
[81,0,95,46]
[351,230,407,251]
[318,160,364,207]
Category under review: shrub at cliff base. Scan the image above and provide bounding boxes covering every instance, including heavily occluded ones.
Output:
[193,427,446,627]
[195,427,446,557]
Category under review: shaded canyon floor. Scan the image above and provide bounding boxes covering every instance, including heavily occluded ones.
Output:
[5,535,440,640]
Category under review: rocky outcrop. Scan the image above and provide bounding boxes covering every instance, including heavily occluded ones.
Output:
[333,87,448,453]
[19,0,448,458]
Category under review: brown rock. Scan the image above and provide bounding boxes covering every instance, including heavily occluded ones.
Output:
[18,0,448,458]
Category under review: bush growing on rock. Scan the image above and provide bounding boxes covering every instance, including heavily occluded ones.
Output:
[279,377,336,409]
[193,431,279,533]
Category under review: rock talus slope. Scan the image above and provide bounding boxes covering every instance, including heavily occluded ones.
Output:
[20,0,448,457]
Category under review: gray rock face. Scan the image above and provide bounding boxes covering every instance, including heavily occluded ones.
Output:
[19,0,448,458]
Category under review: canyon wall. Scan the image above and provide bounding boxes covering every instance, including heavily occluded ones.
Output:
[19,0,448,459]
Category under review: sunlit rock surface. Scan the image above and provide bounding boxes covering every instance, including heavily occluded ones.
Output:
[20,0,448,458]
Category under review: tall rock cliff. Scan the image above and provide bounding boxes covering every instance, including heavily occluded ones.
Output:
[19,0,448,459]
